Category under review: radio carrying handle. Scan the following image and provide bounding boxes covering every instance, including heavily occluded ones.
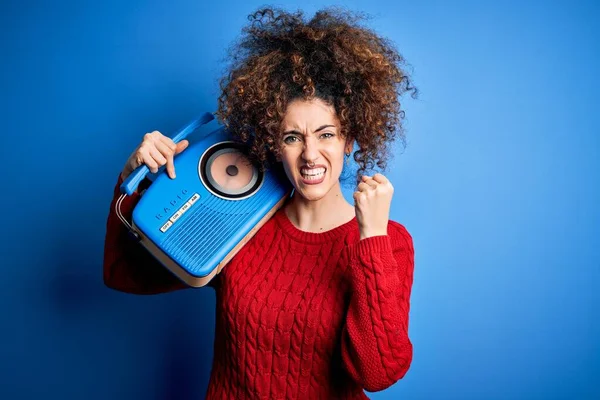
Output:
[115,112,215,240]
[120,112,215,196]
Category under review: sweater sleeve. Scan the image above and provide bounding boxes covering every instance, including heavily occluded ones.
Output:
[340,221,415,392]
[103,173,219,294]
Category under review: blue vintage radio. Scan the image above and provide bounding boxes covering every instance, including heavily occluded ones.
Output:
[116,112,292,287]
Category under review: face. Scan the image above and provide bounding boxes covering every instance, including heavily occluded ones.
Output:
[278,97,351,202]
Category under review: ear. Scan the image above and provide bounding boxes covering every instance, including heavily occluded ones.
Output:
[344,137,355,154]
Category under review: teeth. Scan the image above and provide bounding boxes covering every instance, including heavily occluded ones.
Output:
[300,167,325,180]
[300,167,325,175]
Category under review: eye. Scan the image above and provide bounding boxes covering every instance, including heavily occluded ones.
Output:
[283,135,300,144]
[320,132,335,139]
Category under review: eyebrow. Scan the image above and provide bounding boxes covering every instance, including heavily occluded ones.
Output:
[283,124,337,136]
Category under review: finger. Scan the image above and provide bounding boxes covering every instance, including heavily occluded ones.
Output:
[363,178,378,189]
[159,135,177,152]
[353,191,365,204]
[167,140,189,179]
[357,182,373,192]
[175,140,189,154]
[148,147,167,172]
[154,140,177,178]
[143,132,155,142]
[134,151,145,167]
[141,151,159,173]
[158,140,188,179]
[165,153,176,179]
[154,138,176,178]
[372,173,388,184]
[154,139,175,159]
[128,154,142,173]
[361,175,378,188]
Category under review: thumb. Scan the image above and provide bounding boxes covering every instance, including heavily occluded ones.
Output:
[175,140,189,154]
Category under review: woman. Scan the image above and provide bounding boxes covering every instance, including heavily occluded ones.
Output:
[104,7,417,399]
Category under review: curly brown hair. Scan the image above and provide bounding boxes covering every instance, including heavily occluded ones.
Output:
[215,6,417,180]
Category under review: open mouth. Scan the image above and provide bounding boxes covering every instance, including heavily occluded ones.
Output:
[300,166,326,181]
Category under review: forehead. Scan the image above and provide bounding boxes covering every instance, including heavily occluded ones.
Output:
[281,98,339,128]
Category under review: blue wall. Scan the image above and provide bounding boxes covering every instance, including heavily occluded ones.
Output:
[1,0,598,399]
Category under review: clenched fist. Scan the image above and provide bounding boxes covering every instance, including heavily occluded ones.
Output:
[353,173,394,240]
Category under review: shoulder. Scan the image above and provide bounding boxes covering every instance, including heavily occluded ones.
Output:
[387,220,414,253]
[387,220,411,238]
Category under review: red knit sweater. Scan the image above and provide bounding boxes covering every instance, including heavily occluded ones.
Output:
[104,175,415,399]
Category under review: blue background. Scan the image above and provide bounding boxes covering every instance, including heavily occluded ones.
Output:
[1,0,599,399]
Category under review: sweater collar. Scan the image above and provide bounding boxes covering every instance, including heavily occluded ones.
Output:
[273,207,357,244]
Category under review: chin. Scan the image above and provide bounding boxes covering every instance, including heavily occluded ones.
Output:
[293,177,334,201]
[294,187,327,202]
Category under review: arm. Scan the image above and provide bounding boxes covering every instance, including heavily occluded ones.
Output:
[103,173,218,294]
[341,221,415,392]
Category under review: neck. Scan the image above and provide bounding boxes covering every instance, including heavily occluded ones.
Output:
[284,181,354,233]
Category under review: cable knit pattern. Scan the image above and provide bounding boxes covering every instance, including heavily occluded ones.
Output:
[103,175,415,399]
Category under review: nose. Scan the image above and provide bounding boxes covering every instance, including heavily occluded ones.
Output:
[302,137,320,164]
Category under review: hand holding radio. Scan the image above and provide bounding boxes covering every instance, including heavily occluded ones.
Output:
[121,131,190,181]
[114,119,292,287]
[353,173,394,240]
